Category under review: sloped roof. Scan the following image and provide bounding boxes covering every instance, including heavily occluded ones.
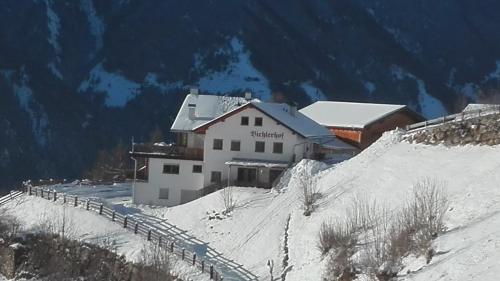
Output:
[299,101,408,129]
[463,103,500,112]
[193,101,333,138]
[171,94,250,131]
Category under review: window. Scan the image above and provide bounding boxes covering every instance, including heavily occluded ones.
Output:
[213,139,223,150]
[254,117,263,126]
[211,171,222,183]
[273,142,283,154]
[255,141,265,153]
[163,164,179,174]
[192,165,202,173]
[241,116,249,126]
[231,140,241,151]
[159,188,169,199]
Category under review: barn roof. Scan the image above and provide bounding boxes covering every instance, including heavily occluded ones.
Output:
[171,93,251,132]
[299,101,411,129]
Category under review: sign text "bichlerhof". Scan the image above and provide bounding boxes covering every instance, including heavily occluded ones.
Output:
[250,130,284,139]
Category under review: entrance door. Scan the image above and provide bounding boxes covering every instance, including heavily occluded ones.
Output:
[269,169,284,186]
[237,168,257,186]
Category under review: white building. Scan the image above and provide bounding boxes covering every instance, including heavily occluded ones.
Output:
[131,90,355,206]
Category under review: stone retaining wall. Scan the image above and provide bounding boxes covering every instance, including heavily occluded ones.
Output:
[405,113,500,146]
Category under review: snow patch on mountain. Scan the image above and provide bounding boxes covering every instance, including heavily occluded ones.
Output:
[144,73,184,93]
[45,0,61,56]
[415,79,447,119]
[1,69,50,147]
[47,62,63,80]
[197,38,271,101]
[79,63,140,107]
[484,60,500,82]
[300,82,327,102]
[80,0,105,52]
[363,81,376,96]
[391,65,447,118]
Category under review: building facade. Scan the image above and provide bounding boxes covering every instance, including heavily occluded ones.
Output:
[130,91,355,206]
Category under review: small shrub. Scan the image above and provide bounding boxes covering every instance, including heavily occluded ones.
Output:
[301,177,320,216]
[136,243,173,281]
[317,220,357,257]
[0,212,21,240]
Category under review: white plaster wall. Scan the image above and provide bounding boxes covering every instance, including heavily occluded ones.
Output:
[203,107,311,186]
[133,157,204,206]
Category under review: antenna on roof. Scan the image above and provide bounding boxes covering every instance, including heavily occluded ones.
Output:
[244,91,252,101]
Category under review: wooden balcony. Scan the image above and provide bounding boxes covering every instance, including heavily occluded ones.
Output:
[130,143,204,161]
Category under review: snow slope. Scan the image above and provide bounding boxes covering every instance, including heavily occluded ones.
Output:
[8,130,500,280]
[150,130,500,280]
[0,196,209,281]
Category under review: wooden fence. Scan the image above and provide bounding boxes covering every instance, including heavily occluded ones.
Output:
[26,185,224,281]
[406,106,500,133]
[0,191,24,207]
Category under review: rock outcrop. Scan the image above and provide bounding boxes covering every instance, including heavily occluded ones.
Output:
[405,112,500,146]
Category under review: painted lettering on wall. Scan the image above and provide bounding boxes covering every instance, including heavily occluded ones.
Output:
[250,130,285,139]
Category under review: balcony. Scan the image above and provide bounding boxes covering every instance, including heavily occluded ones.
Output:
[130,143,204,161]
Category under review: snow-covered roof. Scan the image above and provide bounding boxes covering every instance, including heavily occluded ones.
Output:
[225,158,290,168]
[309,135,358,150]
[193,101,333,138]
[171,94,251,131]
[250,101,333,138]
[463,103,500,112]
[299,101,408,129]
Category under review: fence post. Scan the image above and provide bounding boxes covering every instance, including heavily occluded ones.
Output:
[158,236,162,246]
[112,211,116,221]
[147,229,151,241]
[41,189,43,198]
[47,191,50,200]
[201,260,205,272]
[170,242,174,252]
[134,223,138,234]
[210,265,214,279]
[28,186,32,196]
[192,253,196,266]
[86,200,90,210]
[74,196,78,207]
[53,191,57,202]
[123,216,128,228]
[182,248,185,260]
[99,204,103,215]
[63,195,66,204]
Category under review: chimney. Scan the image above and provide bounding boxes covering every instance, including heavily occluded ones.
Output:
[190,87,199,96]
[244,91,252,101]
[188,103,196,120]
[289,103,297,117]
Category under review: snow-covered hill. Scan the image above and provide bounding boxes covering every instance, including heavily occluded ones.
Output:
[3,130,500,280]
[142,131,500,280]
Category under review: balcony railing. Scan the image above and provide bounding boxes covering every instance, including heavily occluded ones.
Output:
[130,143,204,161]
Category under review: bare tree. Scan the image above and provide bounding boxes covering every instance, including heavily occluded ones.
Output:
[220,186,237,214]
[301,176,320,216]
